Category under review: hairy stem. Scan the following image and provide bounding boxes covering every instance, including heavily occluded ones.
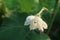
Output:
[47,0,60,34]
[36,7,50,17]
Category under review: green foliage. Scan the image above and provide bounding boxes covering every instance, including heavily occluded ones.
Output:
[4,0,17,9]
[39,0,55,9]
[0,13,50,40]
[30,32,50,40]
[18,0,39,13]
[0,0,59,40]
[4,0,40,13]
[3,0,55,13]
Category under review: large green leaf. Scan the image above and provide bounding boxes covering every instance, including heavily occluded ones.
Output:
[17,0,40,13]
[29,31,50,40]
[0,12,51,40]
[4,0,40,13]
[3,0,17,9]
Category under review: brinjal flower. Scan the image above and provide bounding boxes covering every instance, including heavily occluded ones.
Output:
[24,7,48,32]
[24,15,48,32]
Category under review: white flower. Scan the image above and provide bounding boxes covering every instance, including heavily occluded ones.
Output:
[24,15,48,32]
[24,7,49,32]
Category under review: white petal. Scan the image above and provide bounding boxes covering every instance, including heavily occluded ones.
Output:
[24,15,35,25]
[30,16,48,32]
[29,19,38,30]
[34,17,48,29]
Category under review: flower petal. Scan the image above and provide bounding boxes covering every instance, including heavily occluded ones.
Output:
[24,15,35,25]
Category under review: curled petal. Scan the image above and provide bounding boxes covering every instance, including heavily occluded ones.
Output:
[29,19,38,30]
[29,16,48,32]
[24,15,35,25]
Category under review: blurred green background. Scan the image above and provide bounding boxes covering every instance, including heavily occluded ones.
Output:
[0,0,60,40]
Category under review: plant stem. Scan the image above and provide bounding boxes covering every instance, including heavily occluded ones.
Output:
[36,7,49,17]
[47,0,60,34]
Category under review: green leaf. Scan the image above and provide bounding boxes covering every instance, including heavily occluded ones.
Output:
[30,31,50,40]
[4,0,40,13]
[18,0,39,13]
[4,0,17,9]
[0,12,50,40]
[53,26,60,39]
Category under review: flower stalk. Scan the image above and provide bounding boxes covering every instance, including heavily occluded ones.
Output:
[36,7,50,17]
